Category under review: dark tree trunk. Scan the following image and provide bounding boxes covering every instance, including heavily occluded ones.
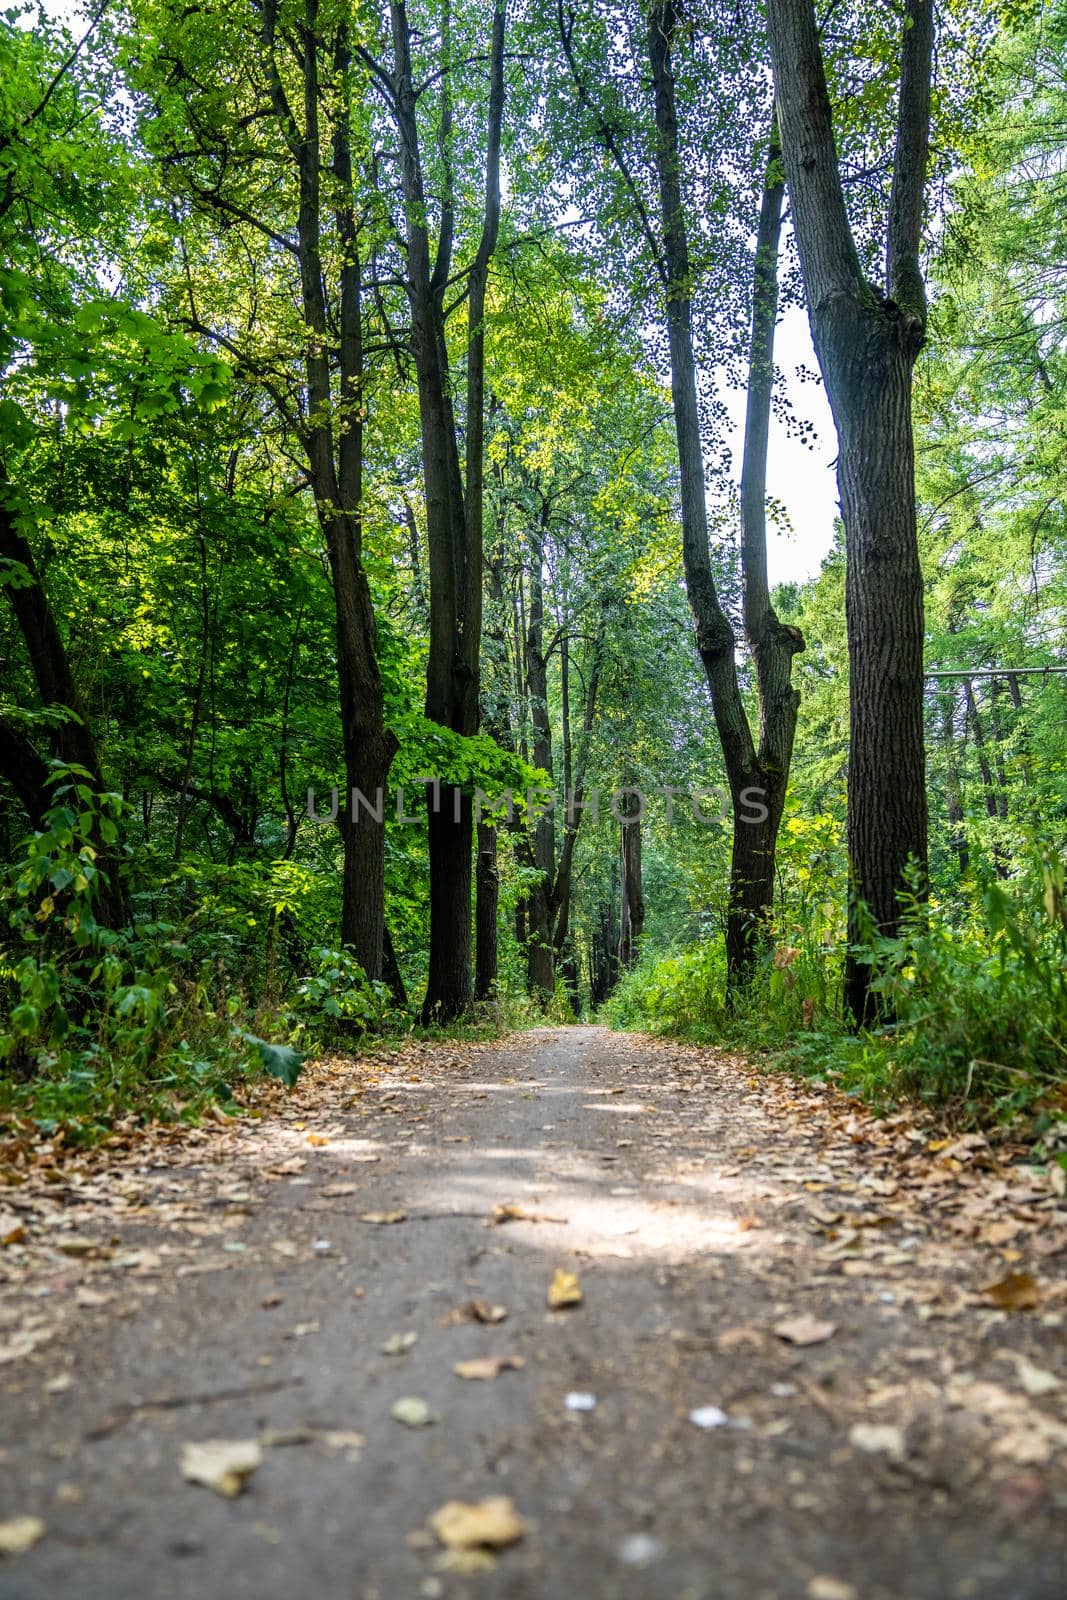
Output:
[590,883,621,1006]
[618,795,644,969]
[390,0,506,1022]
[766,0,933,1023]
[475,819,499,1001]
[525,505,555,998]
[965,680,1009,877]
[382,922,408,1010]
[646,6,803,999]
[941,690,969,876]
[261,2,396,980]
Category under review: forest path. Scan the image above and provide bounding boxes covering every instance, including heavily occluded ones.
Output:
[2,1025,1066,1598]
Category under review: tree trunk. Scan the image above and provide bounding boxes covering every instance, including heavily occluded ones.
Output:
[475,819,499,1001]
[766,0,933,1023]
[390,0,506,1022]
[941,689,969,876]
[647,5,803,999]
[262,2,396,980]
[618,796,644,969]
[965,680,1008,877]
[525,504,555,998]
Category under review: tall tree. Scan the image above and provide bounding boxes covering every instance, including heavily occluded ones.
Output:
[766,0,933,1021]
[129,0,398,980]
[645,2,804,992]
[387,0,507,1021]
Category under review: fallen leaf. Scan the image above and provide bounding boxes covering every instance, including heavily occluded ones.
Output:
[444,1300,508,1326]
[318,1429,366,1457]
[321,1184,360,1197]
[180,1439,262,1498]
[360,1210,407,1225]
[0,1516,45,1556]
[454,1355,525,1381]
[0,1214,26,1247]
[381,1331,419,1356]
[983,1271,1040,1311]
[392,1396,436,1427]
[547,1268,582,1309]
[55,1236,107,1258]
[808,1579,858,1600]
[429,1496,526,1551]
[491,1203,564,1226]
[848,1423,905,1458]
[774,1315,838,1347]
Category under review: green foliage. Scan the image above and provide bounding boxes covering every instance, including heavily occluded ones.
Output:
[0,782,304,1140]
[292,947,393,1041]
[606,848,1067,1138]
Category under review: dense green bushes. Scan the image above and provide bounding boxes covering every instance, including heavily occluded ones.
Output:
[604,848,1067,1136]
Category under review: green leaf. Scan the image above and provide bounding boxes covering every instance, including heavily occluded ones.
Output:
[243,1033,303,1088]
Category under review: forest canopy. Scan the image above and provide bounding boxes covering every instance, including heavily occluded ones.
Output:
[1,0,1065,1144]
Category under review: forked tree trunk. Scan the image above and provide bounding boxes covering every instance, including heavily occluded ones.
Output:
[262,2,396,981]
[646,4,803,997]
[766,0,933,1022]
[391,0,506,1022]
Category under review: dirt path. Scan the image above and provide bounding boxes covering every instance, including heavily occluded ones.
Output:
[2,1025,1066,1598]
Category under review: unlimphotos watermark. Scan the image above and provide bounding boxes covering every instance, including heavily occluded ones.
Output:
[304,783,769,827]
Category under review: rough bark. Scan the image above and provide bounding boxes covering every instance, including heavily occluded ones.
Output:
[475,819,500,1001]
[647,6,803,995]
[261,1,396,979]
[390,0,507,1022]
[525,506,555,998]
[766,0,932,1022]
[618,794,644,970]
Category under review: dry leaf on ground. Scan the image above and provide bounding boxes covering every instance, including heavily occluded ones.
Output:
[453,1355,525,1380]
[429,1496,527,1551]
[381,1331,418,1355]
[444,1299,508,1326]
[848,1423,905,1458]
[360,1210,407,1225]
[180,1439,262,1497]
[391,1396,436,1427]
[774,1315,838,1347]
[0,1516,45,1556]
[983,1271,1040,1311]
[491,1203,564,1225]
[547,1268,583,1309]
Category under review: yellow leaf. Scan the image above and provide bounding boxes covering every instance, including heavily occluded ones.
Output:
[547,1268,583,1309]
[0,1516,45,1556]
[453,1355,525,1381]
[180,1439,262,1498]
[429,1497,526,1551]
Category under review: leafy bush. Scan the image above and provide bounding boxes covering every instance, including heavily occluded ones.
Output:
[0,778,304,1140]
[604,845,1067,1134]
[293,946,393,1042]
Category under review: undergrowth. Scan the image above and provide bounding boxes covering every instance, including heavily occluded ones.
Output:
[603,847,1067,1148]
[0,778,531,1147]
